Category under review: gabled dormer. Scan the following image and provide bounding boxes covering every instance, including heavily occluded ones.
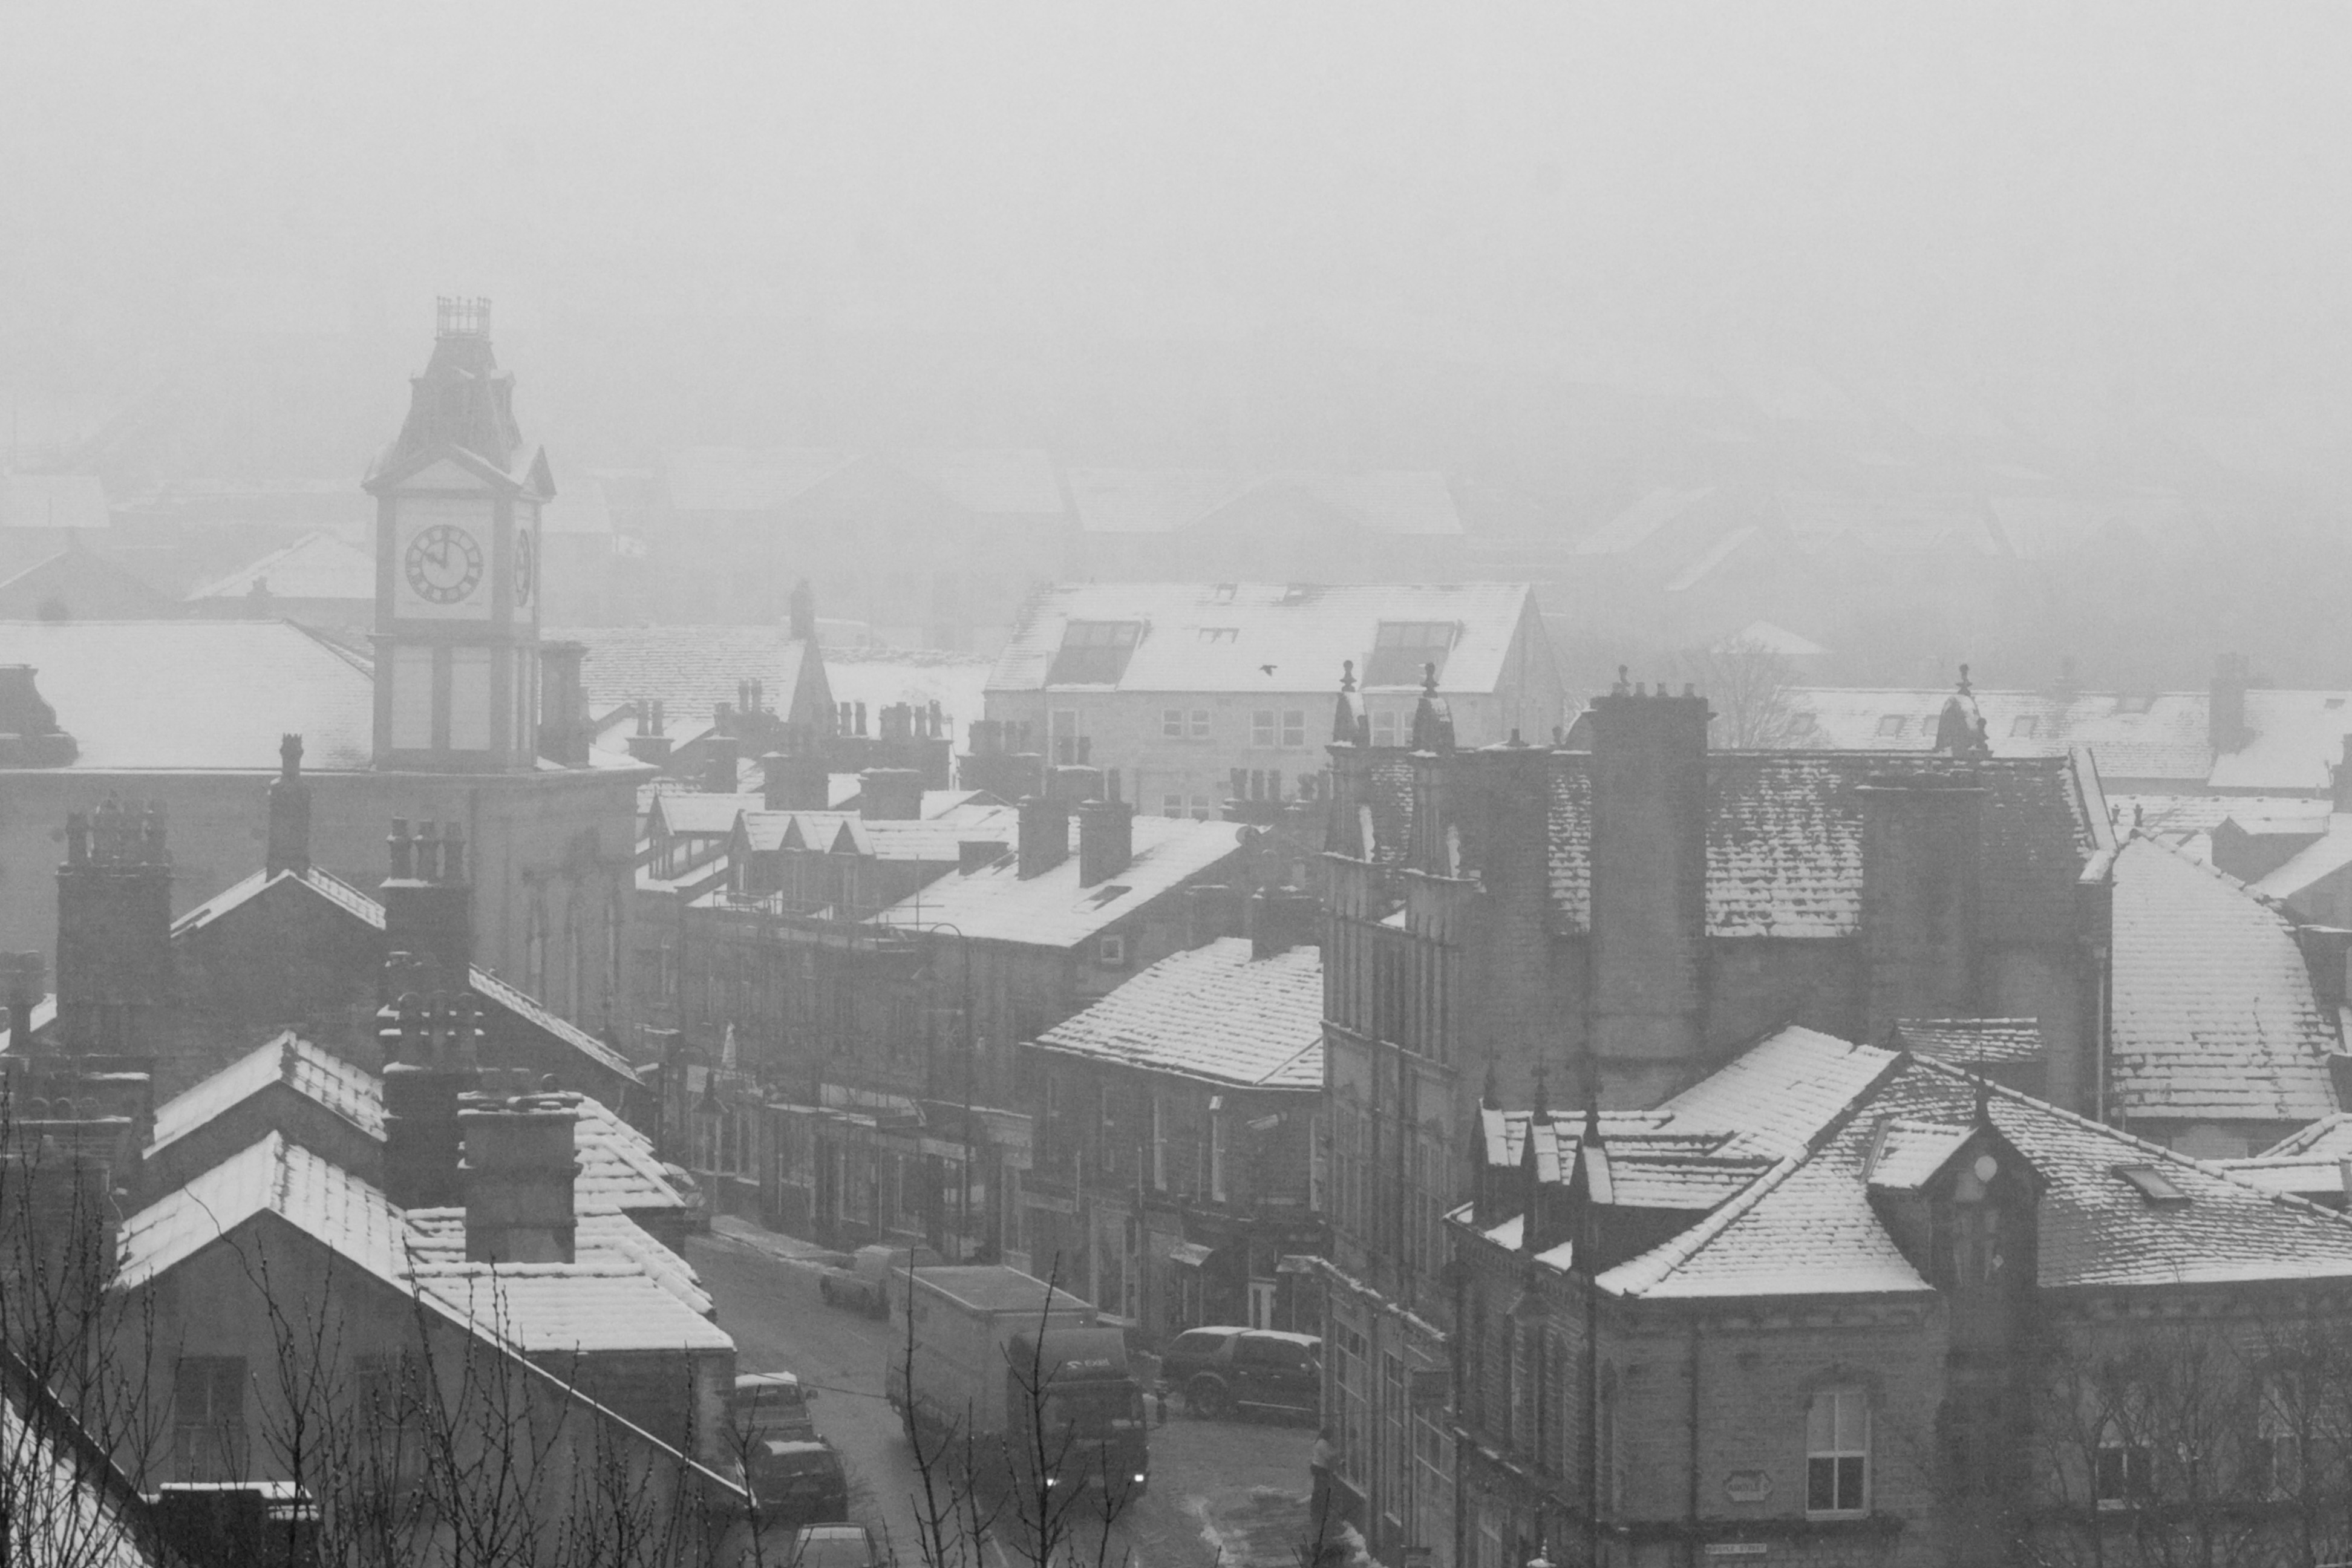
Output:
[1864,1114,2042,1317]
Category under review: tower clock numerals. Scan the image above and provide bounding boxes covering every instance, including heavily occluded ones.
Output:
[515,528,535,606]
[404,523,485,604]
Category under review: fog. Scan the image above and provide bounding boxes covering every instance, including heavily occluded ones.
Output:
[8,4,2352,681]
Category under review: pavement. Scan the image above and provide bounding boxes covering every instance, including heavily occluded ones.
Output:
[687,1220,1317,1568]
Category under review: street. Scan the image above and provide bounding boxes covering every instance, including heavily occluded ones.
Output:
[687,1224,1320,1568]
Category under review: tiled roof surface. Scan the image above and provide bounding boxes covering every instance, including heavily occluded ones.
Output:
[1653,1025,1900,1160]
[147,1033,381,1153]
[560,626,826,733]
[2211,1155,2346,1200]
[866,815,1244,948]
[650,794,764,837]
[187,530,376,603]
[2109,836,2340,1124]
[1030,939,1322,1088]
[1782,687,2213,782]
[1574,1038,2352,1302]
[1540,751,2098,938]
[167,868,638,1085]
[2110,794,2327,845]
[2259,1112,2352,1161]
[0,621,374,770]
[739,803,1021,860]
[987,583,1533,696]
[2211,690,2352,793]
[2255,817,2352,901]
[1894,1019,2045,1065]
[119,1134,720,1355]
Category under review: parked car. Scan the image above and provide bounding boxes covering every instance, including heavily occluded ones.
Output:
[1160,1327,1321,1421]
[786,1523,889,1568]
[727,1370,818,1443]
[818,1243,941,1316]
[736,1437,851,1527]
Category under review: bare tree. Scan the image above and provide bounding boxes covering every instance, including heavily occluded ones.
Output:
[1670,635,1805,749]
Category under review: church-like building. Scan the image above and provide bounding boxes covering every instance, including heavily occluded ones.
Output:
[0,299,645,1033]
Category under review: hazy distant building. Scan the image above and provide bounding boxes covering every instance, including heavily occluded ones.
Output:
[181,528,376,629]
[1063,468,1463,586]
[984,581,1564,821]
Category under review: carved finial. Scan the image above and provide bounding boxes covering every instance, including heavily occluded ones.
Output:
[1958,662,1973,696]
[279,733,302,782]
[1422,661,1439,695]
[1341,660,1356,694]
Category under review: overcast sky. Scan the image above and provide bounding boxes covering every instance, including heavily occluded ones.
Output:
[6,4,2350,423]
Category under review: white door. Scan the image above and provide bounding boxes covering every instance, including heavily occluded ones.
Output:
[1248,1279,1277,1330]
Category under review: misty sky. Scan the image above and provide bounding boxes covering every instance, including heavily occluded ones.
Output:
[5,5,2347,385]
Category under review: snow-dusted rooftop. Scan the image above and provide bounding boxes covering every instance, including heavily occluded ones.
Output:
[866,814,1245,949]
[1029,938,1322,1089]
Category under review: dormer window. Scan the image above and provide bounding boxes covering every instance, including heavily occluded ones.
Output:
[2010,715,2039,738]
[1047,621,1143,684]
[1877,715,1907,738]
[1366,622,1457,686]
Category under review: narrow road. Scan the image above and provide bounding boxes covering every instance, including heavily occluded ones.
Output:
[685,1229,1317,1568]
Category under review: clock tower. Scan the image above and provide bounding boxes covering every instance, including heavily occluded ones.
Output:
[365,298,551,772]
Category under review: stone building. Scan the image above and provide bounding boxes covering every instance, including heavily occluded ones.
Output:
[1445,1027,2352,1568]
[1020,930,1322,1338]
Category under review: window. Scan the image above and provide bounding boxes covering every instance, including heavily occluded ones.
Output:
[174,1356,247,1481]
[1046,620,1143,684]
[1788,711,1817,737]
[1162,794,1186,818]
[1876,714,1907,738]
[1099,935,1127,967]
[1365,621,1457,686]
[1252,711,1276,748]
[2010,715,2039,737]
[1806,1389,1869,1517]
[2096,1422,2152,1509]
[1282,710,1306,748]
[1189,710,1211,740]
[1198,627,1238,643]
[2112,1164,2190,1205]
[2258,1381,2302,1500]
[1371,710,1399,746]
[1163,710,1186,739]
[1212,584,1236,604]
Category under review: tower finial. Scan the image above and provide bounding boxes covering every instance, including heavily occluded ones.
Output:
[1341,659,1356,694]
[1958,662,1973,696]
[1422,661,1439,695]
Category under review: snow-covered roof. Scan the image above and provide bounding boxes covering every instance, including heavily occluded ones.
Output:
[1892,1019,2045,1067]
[2254,815,2352,901]
[987,582,1534,696]
[1781,685,2213,782]
[2108,835,2340,1126]
[116,1133,407,1291]
[736,803,1020,861]
[186,530,376,603]
[866,815,1245,949]
[1030,939,1322,1089]
[0,621,373,771]
[147,1032,381,1154]
[1463,1027,2352,1304]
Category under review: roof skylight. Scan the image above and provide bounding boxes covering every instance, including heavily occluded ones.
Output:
[2112,1164,2190,1205]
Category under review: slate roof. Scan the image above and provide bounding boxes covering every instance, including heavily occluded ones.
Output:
[557,626,826,733]
[1466,1029,2352,1304]
[736,804,1021,861]
[0,621,374,770]
[1784,687,2212,782]
[147,1032,381,1153]
[2212,690,2352,794]
[2258,1114,2352,1161]
[116,1135,724,1355]
[1893,1019,2045,1066]
[2254,816,2352,901]
[2108,836,2340,1125]
[169,867,642,1085]
[186,530,376,603]
[1537,751,2103,939]
[1028,939,1322,1089]
[2111,793,2326,849]
[142,1034,681,1217]
[865,815,1246,949]
[987,583,1534,696]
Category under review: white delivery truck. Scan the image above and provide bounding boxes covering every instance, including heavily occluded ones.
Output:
[885,1266,1149,1498]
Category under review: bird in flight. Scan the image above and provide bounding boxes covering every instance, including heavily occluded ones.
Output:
[1260,664,1277,676]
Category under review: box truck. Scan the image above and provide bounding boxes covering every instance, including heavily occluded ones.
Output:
[885,1266,1148,1498]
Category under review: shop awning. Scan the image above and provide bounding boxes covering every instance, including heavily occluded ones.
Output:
[1167,1241,1216,1269]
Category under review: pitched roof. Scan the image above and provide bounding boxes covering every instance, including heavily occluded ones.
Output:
[186,530,376,603]
[0,621,373,769]
[1468,1030,2352,1304]
[987,582,1535,696]
[866,815,1245,949]
[1539,751,2102,939]
[1030,939,1322,1088]
[2254,816,2352,901]
[2108,836,2340,1125]
[2211,690,2352,793]
[1783,687,2213,781]
[116,1132,406,1290]
[147,1032,381,1154]
[168,867,642,1086]
[1893,1019,2045,1066]
[557,626,827,733]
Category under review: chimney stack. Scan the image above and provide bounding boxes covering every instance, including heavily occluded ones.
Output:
[537,642,590,767]
[54,799,172,1054]
[266,734,311,876]
[702,736,741,794]
[1586,676,1711,1108]
[459,1087,580,1264]
[380,821,474,988]
[377,954,483,1209]
[860,767,925,821]
[1017,795,1071,880]
[1077,785,1135,887]
[762,733,830,811]
[1248,887,1323,959]
[1860,769,1986,1048]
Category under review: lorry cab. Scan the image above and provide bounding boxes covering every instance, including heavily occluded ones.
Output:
[1009,1326,1149,1497]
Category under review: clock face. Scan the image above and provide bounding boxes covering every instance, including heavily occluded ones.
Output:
[514,528,535,606]
[405,524,485,604]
